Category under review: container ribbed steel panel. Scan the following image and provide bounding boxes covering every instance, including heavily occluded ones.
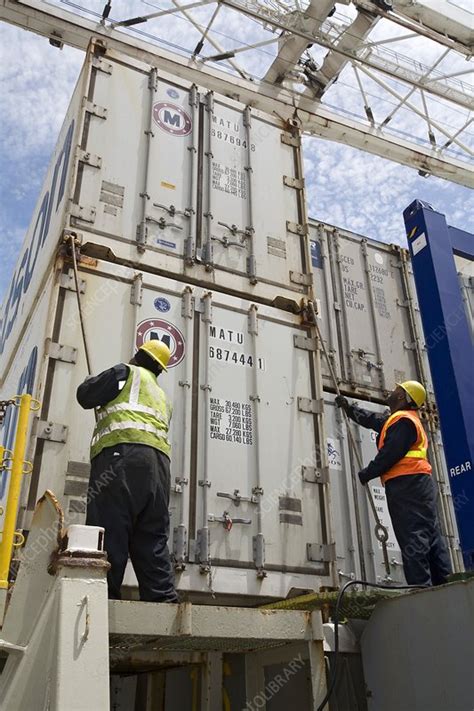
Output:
[310,220,437,403]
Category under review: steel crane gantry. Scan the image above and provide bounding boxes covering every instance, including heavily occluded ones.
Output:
[0,0,473,187]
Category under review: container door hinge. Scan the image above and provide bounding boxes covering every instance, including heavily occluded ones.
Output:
[287,221,308,236]
[45,340,78,364]
[173,524,187,572]
[76,147,101,169]
[293,335,317,351]
[253,533,266,578]
[59,271,86,294]
[298,397,324,415]
[130,273,143,306]
[281,133,301,148]
[247,256,257,284]
[91,56,113,74]
[184,237,195,265]
[181,287,194,319]
[148,67,158,91]
[70,203,96,224]
[290,271,312,286]
[302,466,329,484]
[136,222,147,251]
[34,420,68,443]
[200,242,213,267]
[196,528,210,572]
[82,99,107,120]
[283,176,305,190]
[307,542,336,563]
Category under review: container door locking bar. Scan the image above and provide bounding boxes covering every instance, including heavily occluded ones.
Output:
[307,301,392,577]
[208,511,252,531]
[216,488,261,505]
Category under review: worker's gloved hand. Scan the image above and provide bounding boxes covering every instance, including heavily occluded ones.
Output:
[358,468,371,485]
[335,395,350,411]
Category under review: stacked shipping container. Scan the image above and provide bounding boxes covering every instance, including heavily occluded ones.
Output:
[0,44,465,609]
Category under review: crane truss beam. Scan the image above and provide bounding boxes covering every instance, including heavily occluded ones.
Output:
[0,0,473,188]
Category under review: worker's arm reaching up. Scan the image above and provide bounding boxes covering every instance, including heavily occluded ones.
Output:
[335,395,387,432]
[335,394,418,484]
[77,363,129,409]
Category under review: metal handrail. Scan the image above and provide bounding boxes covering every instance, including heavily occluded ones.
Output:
[0,394,40,589]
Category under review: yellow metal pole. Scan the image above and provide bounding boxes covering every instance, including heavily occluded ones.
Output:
[0,394,32,589]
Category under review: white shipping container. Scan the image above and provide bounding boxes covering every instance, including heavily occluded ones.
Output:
[310,220,437,403]
[0,255,461,599]
[1,257,334,602]
[10,45,312,314]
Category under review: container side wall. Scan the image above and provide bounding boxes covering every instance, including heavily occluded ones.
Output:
[0,61,88,372]
[0,268,59,530]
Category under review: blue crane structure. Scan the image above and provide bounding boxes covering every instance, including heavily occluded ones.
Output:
[403,200,474,569]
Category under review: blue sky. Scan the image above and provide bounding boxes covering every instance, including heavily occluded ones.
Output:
[1,8,473,302]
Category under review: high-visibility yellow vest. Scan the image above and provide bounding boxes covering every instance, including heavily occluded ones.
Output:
[90,365,172,460]
[378,409,431,485]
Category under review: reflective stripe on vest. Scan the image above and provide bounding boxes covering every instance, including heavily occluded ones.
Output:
[90,365,171,459]
[378,409,431,485]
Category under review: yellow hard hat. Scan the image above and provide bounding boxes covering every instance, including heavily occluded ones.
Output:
[397,380,426,408]
[139,340,171,371]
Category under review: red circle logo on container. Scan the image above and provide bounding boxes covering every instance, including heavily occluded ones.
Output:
[136,319,185,368]
[153,102,192,136]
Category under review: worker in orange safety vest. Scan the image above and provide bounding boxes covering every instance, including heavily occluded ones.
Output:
[336,381,452,586]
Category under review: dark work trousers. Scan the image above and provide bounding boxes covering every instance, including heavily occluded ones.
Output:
[86,443,178,602]
[385,473,452,587]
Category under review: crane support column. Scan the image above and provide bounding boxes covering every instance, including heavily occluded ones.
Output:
[403,200,474,568]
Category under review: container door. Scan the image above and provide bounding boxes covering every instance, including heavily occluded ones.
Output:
[326,228,421,397]
[136,276,195,571]
[72,53,197,262]
[194,291,329,577]
[194,291,260,571]
[200,95,311,294]
[34,263,193,541]
[350,401,406,584]
[72,54,147,243]
[324,395,363,581]
[141,77,198,259]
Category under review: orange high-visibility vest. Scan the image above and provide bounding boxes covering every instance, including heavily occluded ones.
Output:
[378,410,432,485]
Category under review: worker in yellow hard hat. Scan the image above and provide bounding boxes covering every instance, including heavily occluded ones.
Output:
[77,340,178,603]
[336,380,452,587]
